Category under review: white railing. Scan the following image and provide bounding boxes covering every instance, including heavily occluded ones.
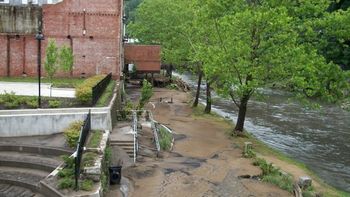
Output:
[148,112,161,153]
[132,111,138,163]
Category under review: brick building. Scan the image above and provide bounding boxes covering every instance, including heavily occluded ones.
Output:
[0,0,124,79]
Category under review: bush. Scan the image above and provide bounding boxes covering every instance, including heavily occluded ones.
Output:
[26,98,38,108]
[57,168,74,178]
[262,173,294,193]
[63,121,83,148]
[81,179,93,191]
[75,75,106,104]
[158,126,172,151]
[139,79,153,108]
[58,177,74,189]
[82,152,98,167]
[1,91,20,108]
[49,100,62,108]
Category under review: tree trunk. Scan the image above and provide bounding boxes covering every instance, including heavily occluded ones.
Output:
[204,82,211,113]
[192,71,203,107]
[234,94,250,134]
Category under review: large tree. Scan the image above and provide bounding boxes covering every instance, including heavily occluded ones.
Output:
[195,0,349,134]
[129,0,213,112]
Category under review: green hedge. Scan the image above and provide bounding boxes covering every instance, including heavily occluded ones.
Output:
[75,75,106,104]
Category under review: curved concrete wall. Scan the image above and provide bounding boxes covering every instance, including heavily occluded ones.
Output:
[0,86,121,137]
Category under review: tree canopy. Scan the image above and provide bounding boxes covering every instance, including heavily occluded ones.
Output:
[128,0,350,134]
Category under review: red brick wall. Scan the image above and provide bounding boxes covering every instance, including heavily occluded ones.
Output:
[0,36,7,77]
[0,0,123,79]
[124,44,161,72]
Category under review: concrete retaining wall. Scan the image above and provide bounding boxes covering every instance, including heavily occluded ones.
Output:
[0,85,119,137]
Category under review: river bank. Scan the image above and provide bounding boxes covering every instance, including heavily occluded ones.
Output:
[174,72,350,194]
[114,87,347,196]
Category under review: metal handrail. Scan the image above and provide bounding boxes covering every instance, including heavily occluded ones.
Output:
[148,112,161,153]
[74,110,91,190]
[132,111,138,163]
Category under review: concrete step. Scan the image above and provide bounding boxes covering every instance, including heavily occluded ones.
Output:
[110,140,134,144]
[0,145,72,157]
[0,168,47,195]
[0,183,36,197]
[110,142,134,147]
[0,152,62,172]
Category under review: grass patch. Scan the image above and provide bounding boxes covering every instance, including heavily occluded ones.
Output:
[0,77,84,88]
[81,179,94,191]
[158,125,173,151]
[0,92,89,110]
[96,80,116,107]
[87,131,103,148]
[82,152,98,167]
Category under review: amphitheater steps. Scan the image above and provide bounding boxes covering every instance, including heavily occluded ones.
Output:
[0,144,72,197]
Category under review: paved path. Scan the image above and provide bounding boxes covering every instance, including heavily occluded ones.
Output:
[0,82,75,98]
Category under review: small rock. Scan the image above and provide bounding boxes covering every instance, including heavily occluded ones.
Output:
[298,176,312,189]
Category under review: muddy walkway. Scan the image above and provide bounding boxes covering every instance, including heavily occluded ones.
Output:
[120,88,291,197]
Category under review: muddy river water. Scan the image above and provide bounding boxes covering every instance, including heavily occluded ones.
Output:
[174,72,350,193]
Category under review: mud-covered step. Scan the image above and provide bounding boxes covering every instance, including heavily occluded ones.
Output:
[0,167,48,192]
[0,183,45,197]
[0,152,62,172]
[0,145,72,157]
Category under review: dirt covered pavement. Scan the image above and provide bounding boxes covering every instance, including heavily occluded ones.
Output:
[120,88,292,197]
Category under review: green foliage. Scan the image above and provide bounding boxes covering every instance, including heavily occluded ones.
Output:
[0,91,20,108]
[63,121,83,148]
[59,45,74,73]
[262,174,294,193]
[96,81,116,107]
[253,157,294,193]
[253,158,280,176]
[87,131,103,148]
[158,126,172,151]
[58,177,74,189]
[0,77,84,88]
[48,100,62,108]
[82,152,98,167]
[57,168,74,178]
[25,98,38,108]
[75,75,106,104]
[166,83,178,90]
[44,39,59,82]
[81,179,94,191]
[139,79,153,108]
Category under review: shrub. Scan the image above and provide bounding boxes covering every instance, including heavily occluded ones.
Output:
[81,179,93,191]
[58,177,74,189]
[82,152,98,167]
[262,174,294,193]
[158,126,172,151]
[139,79,153,108]
[75,75,106,104]
[61,155,75,168]
[4,101,19,109]
[1,91,20,108]
[57,168,74,178]
[49,100,61,108]
[26,98,38,108]
[63,121,83,148]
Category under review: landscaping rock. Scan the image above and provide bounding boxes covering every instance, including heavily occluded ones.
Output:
[298,176,312,189]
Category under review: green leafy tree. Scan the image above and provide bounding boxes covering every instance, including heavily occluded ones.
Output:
[44,39,59,82]
[139,79,153,108]
[59,45,74,74]
[196,0,349,134]
[129,0,213,112]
